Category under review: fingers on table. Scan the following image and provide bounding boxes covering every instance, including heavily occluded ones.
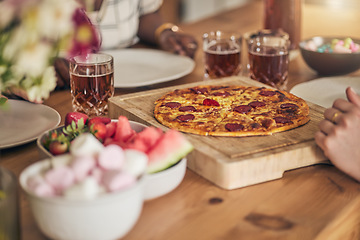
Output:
[324,108,341,124]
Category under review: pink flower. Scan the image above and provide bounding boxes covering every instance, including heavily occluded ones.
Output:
[67,8,101,58]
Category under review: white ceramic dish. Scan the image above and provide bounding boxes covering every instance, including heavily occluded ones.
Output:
[0,100,60,149]
[19,158,145,240]
[144,157,186,200]
[290,76,360,108]
[37,120,148,160]
[37,120,187,200]
[102,49,195,88]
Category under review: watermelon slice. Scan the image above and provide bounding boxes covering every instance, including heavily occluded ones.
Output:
[146,129,193,174]
[135,127,163,151]
[125,127,163,153]
[113,116,136,143]
[124,137,148,153]
[105,121,117,138]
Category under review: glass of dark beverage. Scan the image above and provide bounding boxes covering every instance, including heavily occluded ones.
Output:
[248,36,290,90]
[242,29,289,76]
[69,53,114,116]
[203,31,242,79]
[0,167,20,240]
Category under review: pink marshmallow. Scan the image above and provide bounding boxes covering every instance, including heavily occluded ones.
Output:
[305,40,317,51]
[70,156,96,182]
[102,170,136,192]
[44,166,75,194]
[90,167,104,184]
[97,145,125,170]
[27,175,55,197]
[350,42,359,52]
[333,44,352,53]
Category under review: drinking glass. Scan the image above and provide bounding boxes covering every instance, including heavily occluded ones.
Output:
[203,31,242,79]
[242,29,289,76]
[248,35,290,90]
[69,53,114,116]
[0,167,20,240]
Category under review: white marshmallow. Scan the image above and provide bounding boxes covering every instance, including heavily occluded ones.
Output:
[27,175,55,197]
[63,176,100,200]
[70,133,104,157]
[123,149,148,177]
[98,144,125,170]
[50,154,72,168]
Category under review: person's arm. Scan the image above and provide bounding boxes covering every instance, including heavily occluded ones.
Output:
[137,10,163,45]
[315,87,360,181]
[138,11,198,58]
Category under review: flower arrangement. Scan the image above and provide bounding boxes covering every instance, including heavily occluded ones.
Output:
[0,0,100,103]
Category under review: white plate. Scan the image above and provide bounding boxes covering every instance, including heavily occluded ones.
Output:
[290,76,360,108]
[102,49,195,88]
[0,100,61,149]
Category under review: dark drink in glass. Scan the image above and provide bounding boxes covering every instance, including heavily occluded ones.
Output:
[248,36,289,90]
[70,72,114,116]
[69,53,114,116]
[203,31,242,79]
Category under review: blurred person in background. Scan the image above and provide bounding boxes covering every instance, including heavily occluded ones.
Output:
[315,87,360,182]
[55,0,198,88]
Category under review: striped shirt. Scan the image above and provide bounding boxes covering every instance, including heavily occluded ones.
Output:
[88,0,163,50]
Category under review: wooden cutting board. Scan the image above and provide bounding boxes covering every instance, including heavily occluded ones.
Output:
[108,76,329,190]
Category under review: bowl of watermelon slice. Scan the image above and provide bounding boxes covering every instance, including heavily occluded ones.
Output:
[37,112,194,200]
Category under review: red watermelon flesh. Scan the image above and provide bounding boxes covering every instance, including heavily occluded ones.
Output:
[135,127,163,152]
[105,121,117,138]
[113,116,136,143]
[123,126,163,153]
[124,138,149,152]
[146,129,193,174]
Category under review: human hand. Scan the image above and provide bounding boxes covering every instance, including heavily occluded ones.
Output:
[158,30,198,59]
[315,87,360,181]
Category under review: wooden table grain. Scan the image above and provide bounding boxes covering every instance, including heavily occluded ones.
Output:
[2,1,360,239]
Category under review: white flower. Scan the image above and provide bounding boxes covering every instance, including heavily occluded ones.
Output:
[0,0,100,103]
[36,0,79,39]
[24,66,57,103]
[15,41,53,78]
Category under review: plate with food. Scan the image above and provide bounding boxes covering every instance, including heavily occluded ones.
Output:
[102,48,195,88]
[0,100,61,149]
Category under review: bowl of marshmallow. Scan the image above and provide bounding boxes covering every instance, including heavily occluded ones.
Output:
[299,36,360,75]
[20,133,147,240]
[22,113,193,239]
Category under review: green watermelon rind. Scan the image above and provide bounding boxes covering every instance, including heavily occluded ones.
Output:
[146,141,193,174]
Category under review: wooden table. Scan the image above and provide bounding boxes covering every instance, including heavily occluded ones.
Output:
[2,1,360,239]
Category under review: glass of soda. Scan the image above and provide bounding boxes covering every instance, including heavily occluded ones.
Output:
[248,35,290,90]
[69,53,114,117]
[203,31,242,79]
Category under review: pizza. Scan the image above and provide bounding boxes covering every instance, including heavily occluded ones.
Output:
[154,85,310,136]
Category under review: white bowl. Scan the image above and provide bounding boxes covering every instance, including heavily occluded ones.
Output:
[37,120,148,160]
[37,120,187,201]
[19,158,144,240]
[144,157,187,201]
